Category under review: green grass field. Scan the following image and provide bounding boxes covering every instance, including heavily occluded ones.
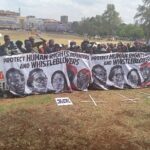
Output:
[0,30,149,150]
[0,89,150,150]
[0,30,84,45]
[0,30,132,46]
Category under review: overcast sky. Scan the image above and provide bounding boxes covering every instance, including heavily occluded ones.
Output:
[0,0,143,23]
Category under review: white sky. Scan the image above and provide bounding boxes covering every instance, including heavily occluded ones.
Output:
[0,0,143,23]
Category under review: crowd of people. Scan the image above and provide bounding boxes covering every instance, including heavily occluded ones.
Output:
[0,34,150,56]
[0,34,149,97]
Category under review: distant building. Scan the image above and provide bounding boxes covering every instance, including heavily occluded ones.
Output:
[25,16,36,30]
[35,18,44,31]
[24,16,45,31]
[60,16,68,24]
[0,10,20,29]
[43,19,71,32]
[18,16,26,29]
[43,19,60,31]
[0,10,20,16]
[0,9,72,32]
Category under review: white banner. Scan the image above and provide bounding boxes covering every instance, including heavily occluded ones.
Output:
[3,51,72,95]
[91,52,150,89]
[0,51,149,95]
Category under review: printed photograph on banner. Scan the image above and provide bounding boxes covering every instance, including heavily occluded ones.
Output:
[123,63,144,89]
[108,65,125,89]
[140,62,150,87]
[27,68,48,93]
[55,97,73,106]
[6,68,25,95]
[51,70,70,93]
[127,68,141,88]
[66,51,92,91]
[91,53,110,90]
[92,64,108,90]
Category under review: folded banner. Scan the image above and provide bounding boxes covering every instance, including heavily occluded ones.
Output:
[1,51,150,96]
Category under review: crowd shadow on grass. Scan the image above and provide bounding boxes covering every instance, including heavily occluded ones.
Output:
[0,107,149,150]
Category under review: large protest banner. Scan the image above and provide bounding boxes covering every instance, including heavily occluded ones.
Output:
[1,51,150,96]
[2,50,92,95]
[91,52,150,89]
[3,51,72,95]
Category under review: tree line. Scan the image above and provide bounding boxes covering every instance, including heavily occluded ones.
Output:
[71,0,150,41]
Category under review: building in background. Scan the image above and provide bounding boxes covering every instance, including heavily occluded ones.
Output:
[0,10,72,32]
[0,10,20,29]
[25,16,36,30]
[43,16,71,32]
[61,16,68,24]
[18,16,26,29]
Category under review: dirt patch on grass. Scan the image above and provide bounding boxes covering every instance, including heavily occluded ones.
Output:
[0,108,149,149]
[0,89,150,150]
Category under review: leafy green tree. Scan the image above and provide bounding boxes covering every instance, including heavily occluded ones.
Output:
[71,21,80,33]
[134,0,150,41]
[117,24,144,39]
[102,4,122,35]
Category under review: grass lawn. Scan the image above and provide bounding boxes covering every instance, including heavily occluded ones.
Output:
[0,30,132,46]
[0,30,149,150]
[0,88,149,150]
[0,30,84,45]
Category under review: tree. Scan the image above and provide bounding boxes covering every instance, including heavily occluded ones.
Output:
[102,4,122,36]
[134,0,150,41]
[117,24,144,39]
[71,4,122,37]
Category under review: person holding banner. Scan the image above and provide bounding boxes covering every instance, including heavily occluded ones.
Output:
[6,68,25,95]
[27,68,48,93]
[109,65,125,89]
[127,69,141,88]
[28,35,46,53]
[51,70,69,93]
[92,64,108,90]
